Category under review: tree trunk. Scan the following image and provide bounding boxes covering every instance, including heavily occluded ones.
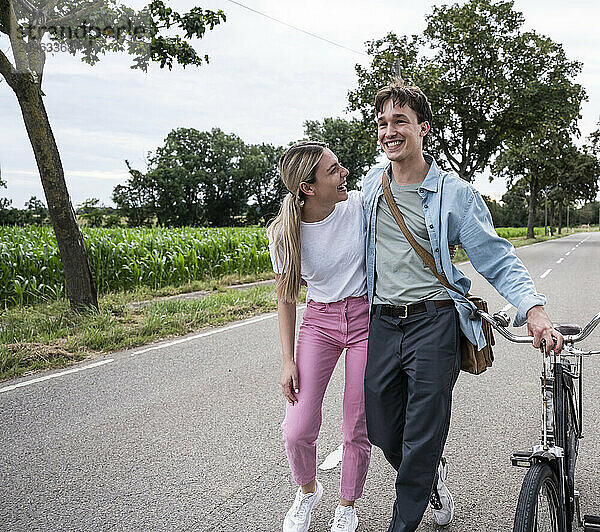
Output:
[527,178,538,239]
[549,200,555,236]
[544,194,548,236]
[558,203,562,234]
[11,73,98,310]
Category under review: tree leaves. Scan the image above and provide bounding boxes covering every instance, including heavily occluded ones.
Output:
[2,1,226,75]
[113,128,285,227]
[303,117,378,190]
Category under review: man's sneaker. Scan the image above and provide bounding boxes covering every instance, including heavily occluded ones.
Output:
[429,457,454,526]
[283,480,323,532]
[328,505,358,532]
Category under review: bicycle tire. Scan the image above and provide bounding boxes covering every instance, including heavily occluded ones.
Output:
[513,462,564,532]
[560,370,578,530]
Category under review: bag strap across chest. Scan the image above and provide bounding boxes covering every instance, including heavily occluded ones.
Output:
[381,171,459,295]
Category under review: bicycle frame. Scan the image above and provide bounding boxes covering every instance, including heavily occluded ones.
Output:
[510,350,576,530]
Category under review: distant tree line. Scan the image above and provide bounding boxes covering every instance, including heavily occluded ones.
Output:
[0,176,48,225]
[2,133,598,229]
[484,193,599,233]
[111,119,376,227]
[0,196,48,225]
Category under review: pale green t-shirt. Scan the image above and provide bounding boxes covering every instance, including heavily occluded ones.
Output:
[373,177,450,306]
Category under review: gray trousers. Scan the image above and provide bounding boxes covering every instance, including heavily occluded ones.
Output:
[365,301,461,532]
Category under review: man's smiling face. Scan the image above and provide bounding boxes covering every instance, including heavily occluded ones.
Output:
[376,99,429,163]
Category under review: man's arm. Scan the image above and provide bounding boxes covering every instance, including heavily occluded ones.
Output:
[458,187,563,354]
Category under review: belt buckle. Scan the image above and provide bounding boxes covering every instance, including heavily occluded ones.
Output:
[397,305,408,319]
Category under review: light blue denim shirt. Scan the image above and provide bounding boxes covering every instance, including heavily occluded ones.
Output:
[362,154,547,349]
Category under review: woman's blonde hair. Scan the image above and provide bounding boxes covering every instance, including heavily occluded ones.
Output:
[267,140,327,303]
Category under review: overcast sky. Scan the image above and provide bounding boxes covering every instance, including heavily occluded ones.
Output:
[1,0,599,209]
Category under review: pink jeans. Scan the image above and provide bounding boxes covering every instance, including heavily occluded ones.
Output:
[282,295,371,501]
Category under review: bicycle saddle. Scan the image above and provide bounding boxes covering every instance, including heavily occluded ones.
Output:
[554,324,582,335]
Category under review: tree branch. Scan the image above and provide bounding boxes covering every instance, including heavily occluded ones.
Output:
[0,46,17,88]
[438,127,460,169]
[41,0,60,18]
[46,0,105,27]
[17,0,36,16]
[5,0,28,72]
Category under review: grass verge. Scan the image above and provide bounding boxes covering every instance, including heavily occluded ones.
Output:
[1,229,590,381]
[0,283,302,381]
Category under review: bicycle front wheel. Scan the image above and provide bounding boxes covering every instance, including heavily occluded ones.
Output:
[513,462,564,532]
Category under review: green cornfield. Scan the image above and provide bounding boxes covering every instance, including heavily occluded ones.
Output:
[495,227,545,239]
[0,224,549,307]
[0,226,271,307]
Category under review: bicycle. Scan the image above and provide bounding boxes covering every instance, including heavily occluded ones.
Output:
[477,309,600,532]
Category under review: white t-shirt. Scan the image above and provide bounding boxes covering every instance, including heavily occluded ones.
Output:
[268,190,367,303]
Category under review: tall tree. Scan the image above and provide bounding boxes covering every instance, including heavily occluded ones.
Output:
[303,117,378,190]
[115,128,250,227]
[548,141,600,232]
[589,122,600,155]
[199,129,248,227]
[500,179,530,228]
[347,0,585,182]
[0,0,225,309]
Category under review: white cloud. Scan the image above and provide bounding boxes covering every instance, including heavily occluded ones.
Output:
[65,169,130,181]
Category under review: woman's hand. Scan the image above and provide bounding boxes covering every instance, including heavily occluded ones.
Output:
[281,359,299,405]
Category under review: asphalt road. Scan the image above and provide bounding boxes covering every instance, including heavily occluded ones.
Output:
[1,232,599,532]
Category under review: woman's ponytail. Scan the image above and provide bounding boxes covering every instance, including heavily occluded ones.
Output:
[267,141,326,302]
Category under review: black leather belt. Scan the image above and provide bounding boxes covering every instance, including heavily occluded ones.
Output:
[374,299,454,319]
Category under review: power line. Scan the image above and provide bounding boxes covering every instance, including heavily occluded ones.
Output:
[224,0,368,57]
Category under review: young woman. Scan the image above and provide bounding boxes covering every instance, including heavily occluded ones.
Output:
[267,141,371,532]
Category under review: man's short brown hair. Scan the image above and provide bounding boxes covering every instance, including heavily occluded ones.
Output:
[374,78,433,148]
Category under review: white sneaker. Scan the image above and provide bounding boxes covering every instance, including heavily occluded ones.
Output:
[328,505,358,532]
[429,457,454,526]
[283,481,323,532]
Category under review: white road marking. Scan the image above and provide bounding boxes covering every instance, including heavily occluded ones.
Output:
[556,258,565,264]
[566,251,571,256]
[571,247,577,251]
[131,306,307,356]
[540,269,552,279]
[501,303,512,312]
[0,359,114,394]
[319,444,343,470]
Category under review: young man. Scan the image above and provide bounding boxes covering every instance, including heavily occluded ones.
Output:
[362,80,563,532]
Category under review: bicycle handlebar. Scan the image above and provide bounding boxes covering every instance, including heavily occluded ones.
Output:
[476,310,600,345]
[476,310,533,343]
